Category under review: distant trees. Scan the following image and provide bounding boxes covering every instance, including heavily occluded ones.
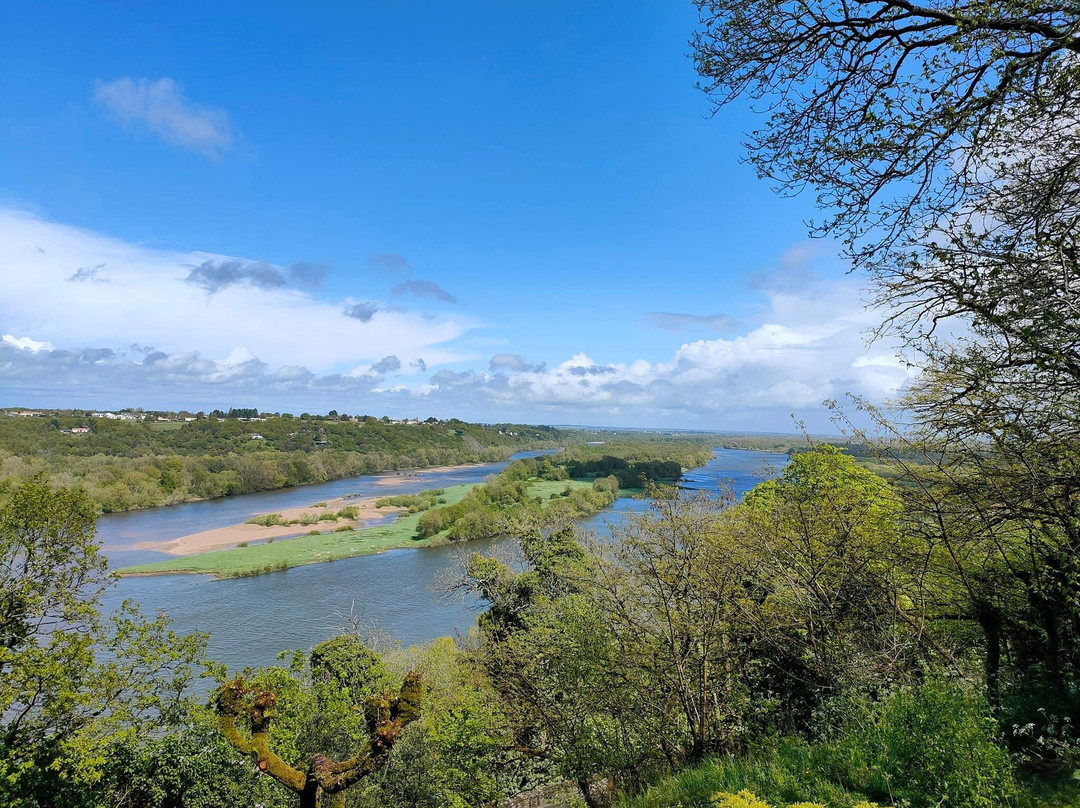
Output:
[0,417,563,512]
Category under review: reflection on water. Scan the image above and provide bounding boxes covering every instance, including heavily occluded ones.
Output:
[100,448,785,673]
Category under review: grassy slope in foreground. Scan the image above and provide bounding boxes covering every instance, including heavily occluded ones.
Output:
[117,479,597,578]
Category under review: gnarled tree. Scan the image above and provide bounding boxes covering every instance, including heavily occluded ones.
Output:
[215,670,423,808]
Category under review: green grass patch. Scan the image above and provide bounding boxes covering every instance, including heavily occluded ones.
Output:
[117,484,478,578]
[524,478,595,500]
[144,421,185,431]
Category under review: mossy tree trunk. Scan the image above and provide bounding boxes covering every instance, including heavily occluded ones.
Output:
[215,672,423,807]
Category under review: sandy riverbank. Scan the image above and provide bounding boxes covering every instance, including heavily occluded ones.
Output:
[136,494,405,556]
[373,463,486,485]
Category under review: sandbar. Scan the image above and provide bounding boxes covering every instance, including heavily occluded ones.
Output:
[374,463,485,485]
[136,494,405,556]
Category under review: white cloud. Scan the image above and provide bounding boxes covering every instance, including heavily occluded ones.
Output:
[0,208,915,426]
[93,77,234,159]
[2,334,55,353]
[418,273,916,423]
[0,209,477,387]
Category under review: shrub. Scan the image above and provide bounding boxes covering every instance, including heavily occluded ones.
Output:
[245,512,286,526]
[830,679,1018,808]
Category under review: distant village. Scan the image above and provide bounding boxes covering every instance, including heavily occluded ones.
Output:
[0,407,451,435]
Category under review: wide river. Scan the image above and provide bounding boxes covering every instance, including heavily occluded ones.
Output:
[99,448,785,673]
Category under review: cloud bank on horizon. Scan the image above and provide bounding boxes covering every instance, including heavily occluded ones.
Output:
[0,208,915,428]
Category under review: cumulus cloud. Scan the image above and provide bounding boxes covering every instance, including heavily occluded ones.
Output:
[414,278,915,426]
[392,279,457,303]
[0,209,478,383]
[93,77,234,159]
[372,355,402,374]
[288,261,329,290]
[489,354,546,373]
[0,337,400,409]
[0,209,913,427]
[185,258,327,293]
[2,334,55,353]
[645,312,736,332]
[67,264,109,283]
[343,302,379,322]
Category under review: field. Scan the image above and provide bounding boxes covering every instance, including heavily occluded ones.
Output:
[117,479,598,578]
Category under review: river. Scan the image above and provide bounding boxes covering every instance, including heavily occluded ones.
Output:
[99,448,784,673]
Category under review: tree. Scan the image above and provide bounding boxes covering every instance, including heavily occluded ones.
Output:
[0,479,203,807]
[214,636,423,808]
[733,447,925,713]
[695,0,1080,743]
[465,528,650,807]
[693,0,1080,263]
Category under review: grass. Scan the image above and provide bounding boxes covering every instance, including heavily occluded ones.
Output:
[145,421,185,431]
[117,478,611,579]
[616,740,1080,808]
[525,478,595,500]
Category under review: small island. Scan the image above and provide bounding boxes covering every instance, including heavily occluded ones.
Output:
[116,444,709,578]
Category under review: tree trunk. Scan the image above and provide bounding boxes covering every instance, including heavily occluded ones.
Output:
[577,777,604,808]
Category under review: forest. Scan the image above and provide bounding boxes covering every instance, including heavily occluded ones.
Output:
[0,415,563,511]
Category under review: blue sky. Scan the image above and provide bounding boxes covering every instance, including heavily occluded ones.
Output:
[0,2,911,430]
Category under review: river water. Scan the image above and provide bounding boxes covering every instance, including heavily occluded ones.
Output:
[99,448,784,673]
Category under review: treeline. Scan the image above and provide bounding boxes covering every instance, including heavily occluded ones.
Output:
[557,440,715,483]
[0,416,562,512]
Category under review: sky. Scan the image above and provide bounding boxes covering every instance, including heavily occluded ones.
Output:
[0,1,914,431]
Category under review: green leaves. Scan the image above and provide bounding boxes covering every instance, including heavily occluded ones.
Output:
[0,479,205,806]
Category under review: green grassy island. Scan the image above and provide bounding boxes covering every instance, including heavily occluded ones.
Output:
[115,443,711,578]
[117,479,599,578]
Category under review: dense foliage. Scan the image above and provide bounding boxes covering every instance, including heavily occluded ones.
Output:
[0,480,204,807]
[0,416,562,511]
[416,444,711,541]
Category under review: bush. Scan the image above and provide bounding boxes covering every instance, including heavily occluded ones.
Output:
[828,679,1019,808]
[621,682,1019,808]
[245,512,286,526]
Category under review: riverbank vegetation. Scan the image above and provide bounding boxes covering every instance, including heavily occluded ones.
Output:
[116,441,709,578]
[0,415,563,512]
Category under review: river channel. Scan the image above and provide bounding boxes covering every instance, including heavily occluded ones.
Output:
[99,448,784,672]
